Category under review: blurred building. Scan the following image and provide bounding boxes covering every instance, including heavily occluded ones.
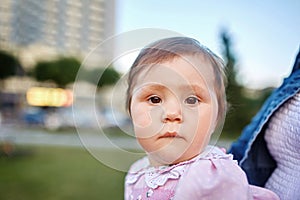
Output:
[0,0,117,125]
[0,0,116,67]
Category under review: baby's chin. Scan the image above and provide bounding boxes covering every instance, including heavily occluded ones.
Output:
[169,154,200,165]
[148,151,200,166]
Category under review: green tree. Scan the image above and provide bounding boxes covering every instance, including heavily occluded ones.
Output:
[0,50,23,88]
[85,66,120,88]
[220,30,254,137]
[32,57,81,88]
[220,30,276,138]
[97,67,120,88]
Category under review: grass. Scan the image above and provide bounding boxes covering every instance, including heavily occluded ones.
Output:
[0,127,236,200]
[0,144,139,200]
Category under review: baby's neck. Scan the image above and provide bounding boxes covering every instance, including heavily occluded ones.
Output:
[147,145,223,167]
[148,153,202,167]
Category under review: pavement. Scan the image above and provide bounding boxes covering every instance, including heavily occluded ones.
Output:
[0,125,142,150]
[0,125,233,150]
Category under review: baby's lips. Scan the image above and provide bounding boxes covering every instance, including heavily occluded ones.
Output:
[159,128,183,139]
[159,131,178,138]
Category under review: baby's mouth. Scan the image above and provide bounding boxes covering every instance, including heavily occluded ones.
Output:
[158,124,182,138]
[158,131,183,139]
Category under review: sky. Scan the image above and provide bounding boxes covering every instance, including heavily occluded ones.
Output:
[113,0,300,89]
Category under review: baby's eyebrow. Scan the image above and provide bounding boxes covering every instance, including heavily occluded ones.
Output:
[134,84,167,95]
[137,84,209,97]
[180,84,211,100]
[140,84,206,93]
[140,84,167,91]
[179,84,205,93]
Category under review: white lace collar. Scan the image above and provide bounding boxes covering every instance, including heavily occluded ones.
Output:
[126,146,231,189]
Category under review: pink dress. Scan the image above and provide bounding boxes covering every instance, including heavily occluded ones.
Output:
[125,146,279,200]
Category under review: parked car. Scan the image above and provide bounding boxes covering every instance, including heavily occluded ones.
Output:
[22,106,46,125]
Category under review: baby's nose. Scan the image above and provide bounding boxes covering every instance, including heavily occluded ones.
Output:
[162,99,182,123]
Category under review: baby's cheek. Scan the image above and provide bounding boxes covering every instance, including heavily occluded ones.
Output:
[132,104,152,128]
[132,105,164,139]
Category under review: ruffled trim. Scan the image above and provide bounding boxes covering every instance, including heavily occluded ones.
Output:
[126,146,233,189]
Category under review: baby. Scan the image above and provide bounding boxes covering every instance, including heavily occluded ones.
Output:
[124,37,279,200]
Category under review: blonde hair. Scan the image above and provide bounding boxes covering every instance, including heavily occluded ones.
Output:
[126,37,227,123]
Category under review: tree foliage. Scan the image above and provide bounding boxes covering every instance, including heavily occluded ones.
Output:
[32,57,81,88]
[0,50,22,80]
[32,57,120,89]
[84,66,121,88]
[220,30,268,137]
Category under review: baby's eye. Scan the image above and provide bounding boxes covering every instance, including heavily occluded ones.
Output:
[185,96,200,105]
[148,96,162,104]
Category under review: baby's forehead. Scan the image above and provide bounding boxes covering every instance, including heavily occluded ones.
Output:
[133,62,215,95]
[153,52,212,66]
[138,55,215,82]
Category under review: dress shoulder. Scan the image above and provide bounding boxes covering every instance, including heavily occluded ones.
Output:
[128,156,150,173]
[174,148,279,200]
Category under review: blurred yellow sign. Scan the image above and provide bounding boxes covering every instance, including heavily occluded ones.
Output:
[26,87,73,107]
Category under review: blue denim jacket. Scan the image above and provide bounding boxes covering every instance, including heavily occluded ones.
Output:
[229,49,300,186]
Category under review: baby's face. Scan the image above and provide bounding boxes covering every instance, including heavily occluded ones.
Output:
[130,55,218,166]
